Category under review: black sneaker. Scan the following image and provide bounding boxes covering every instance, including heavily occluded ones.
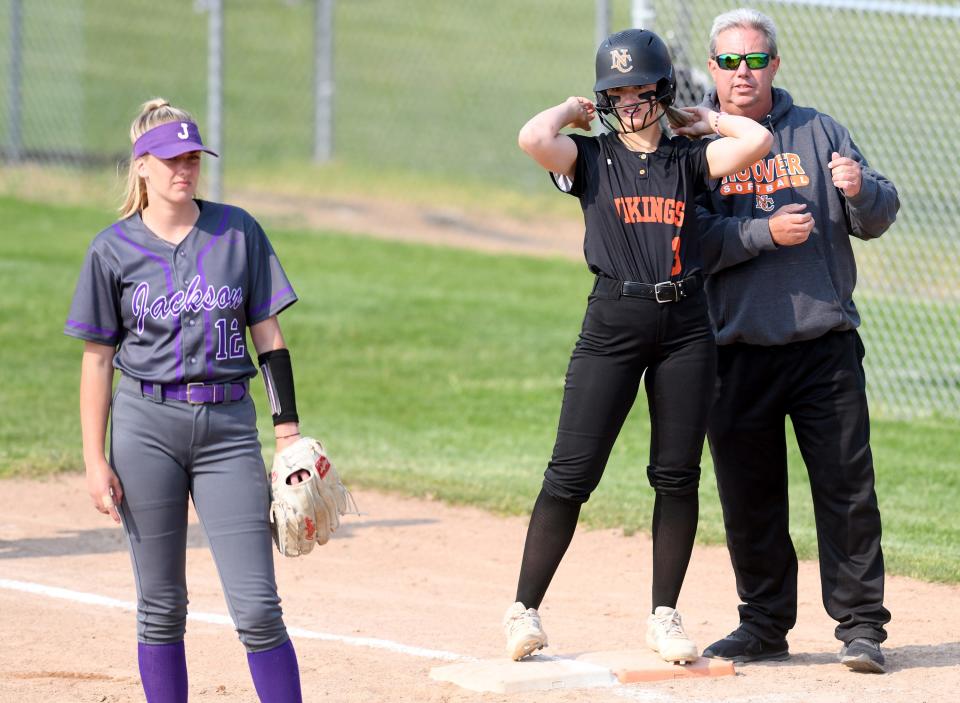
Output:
[839,637,885,673]
[702,627,790,663]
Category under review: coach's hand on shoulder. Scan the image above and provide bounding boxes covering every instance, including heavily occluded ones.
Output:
[672,106,714,138]
[768,203,814,247]
[86,458,123,524]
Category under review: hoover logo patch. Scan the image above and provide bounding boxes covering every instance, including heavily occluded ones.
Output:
[720,152,811,198]
[610,48,633,73]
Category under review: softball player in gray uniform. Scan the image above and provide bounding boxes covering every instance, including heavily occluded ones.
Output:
[65,99,304,703]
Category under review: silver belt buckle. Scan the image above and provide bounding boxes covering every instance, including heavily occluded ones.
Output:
[185,382,206,404]
[654,281,677,303]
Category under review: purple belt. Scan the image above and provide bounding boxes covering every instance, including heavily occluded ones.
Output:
[141,381,247,404]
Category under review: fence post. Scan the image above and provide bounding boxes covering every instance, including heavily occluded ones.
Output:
[8,0,24,162]
[631,0,655,29]
[595,0,610,50]
[313,0,334,163]
[206,0,223,201]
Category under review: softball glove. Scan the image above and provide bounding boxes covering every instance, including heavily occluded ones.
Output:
[269,436,358,557]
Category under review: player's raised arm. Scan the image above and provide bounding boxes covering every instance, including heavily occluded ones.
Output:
[518,96,594,179]
[675,106,772,179]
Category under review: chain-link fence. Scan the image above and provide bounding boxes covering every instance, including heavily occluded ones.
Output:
[2,0,958,418]
[647,0,960,421]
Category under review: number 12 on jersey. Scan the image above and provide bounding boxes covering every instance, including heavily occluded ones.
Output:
[214,318,245,360]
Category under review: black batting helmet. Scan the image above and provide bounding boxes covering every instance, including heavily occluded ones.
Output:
[594,29,677,132]
[594,29,676,105]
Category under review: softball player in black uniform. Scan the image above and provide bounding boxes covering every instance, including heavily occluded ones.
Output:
[503,29,772,663]
[65,99,306,702]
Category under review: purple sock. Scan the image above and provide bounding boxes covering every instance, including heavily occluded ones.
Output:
[247,639,303,703]
[138,641,188,703]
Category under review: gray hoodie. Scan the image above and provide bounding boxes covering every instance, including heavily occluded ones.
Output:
[697,87,899,346]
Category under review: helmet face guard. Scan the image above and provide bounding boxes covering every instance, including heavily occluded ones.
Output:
[594,29,677,133]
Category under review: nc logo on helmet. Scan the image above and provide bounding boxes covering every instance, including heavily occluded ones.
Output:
[609,48,633,73]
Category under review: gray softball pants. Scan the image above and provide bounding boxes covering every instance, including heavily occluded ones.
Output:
[110,375,288,652]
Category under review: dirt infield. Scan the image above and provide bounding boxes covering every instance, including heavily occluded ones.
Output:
[1,475,958,702]
[231,189,587,262]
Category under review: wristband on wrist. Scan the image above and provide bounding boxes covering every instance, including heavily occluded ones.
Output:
[258,348,300,426]
[711,111,726,134]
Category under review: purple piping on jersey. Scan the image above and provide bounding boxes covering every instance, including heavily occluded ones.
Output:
[196,206,233,380]
[66,319,118,338]
[112,223,185,383]
[250,286,294,318]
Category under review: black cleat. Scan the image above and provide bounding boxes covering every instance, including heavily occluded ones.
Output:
[702,627,790,663]
[839,637,886,673]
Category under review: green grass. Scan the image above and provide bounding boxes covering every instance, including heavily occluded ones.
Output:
[4,1,957,420]
[1,195,958,584]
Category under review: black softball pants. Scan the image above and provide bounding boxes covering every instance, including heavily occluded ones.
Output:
[514,279,715,611]
[542,280,716,503]
[707,330,890,645]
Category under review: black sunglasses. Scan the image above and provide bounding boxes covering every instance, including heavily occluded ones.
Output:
[713,52,771,70]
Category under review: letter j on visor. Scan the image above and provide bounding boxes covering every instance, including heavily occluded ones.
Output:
[713,52,771,70]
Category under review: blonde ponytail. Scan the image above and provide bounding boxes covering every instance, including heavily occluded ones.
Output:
[118,98,195,218]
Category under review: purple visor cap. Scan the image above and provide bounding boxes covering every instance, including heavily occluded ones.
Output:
[133,121,219,159]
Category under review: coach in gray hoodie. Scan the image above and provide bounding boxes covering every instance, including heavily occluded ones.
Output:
[696,9,898,673]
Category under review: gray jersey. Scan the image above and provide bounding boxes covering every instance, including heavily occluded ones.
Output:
[64,200,297,383]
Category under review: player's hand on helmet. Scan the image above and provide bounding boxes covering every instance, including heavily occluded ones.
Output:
[672,107,715,138]
[565,96,595,131]
[828,151,862,198]
[769,203,814,246]
[86,459,123,524]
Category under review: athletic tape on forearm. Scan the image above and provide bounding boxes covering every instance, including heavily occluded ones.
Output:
[258,348,299,425]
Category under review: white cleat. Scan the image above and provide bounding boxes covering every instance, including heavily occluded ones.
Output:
[646,606,698,665]
[503,601,548,660]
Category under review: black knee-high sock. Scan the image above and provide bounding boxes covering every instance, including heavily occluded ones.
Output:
[651,492,699,611]
[515,489,581,609]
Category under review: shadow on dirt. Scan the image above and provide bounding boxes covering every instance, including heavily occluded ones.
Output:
[0,518,435,559]
[743,641,960,671]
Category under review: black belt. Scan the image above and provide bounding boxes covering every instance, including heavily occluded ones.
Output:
[595,273,703,303]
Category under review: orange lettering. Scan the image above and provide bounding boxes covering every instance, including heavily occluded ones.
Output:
[614,197,624,219]
[671,236,682,275]
[753,158,776,182]
[649,197,664,223]
[774,154,789,178]
[638,196,651,222]
[785,153,804,175]
[663,199,675,225]
[674,200,685,227]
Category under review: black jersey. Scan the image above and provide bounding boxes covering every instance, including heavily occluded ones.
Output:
[553,132,711,283]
